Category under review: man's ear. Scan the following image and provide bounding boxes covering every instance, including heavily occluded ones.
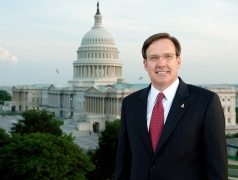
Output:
[177,56,181,69]
[143,59,148,71]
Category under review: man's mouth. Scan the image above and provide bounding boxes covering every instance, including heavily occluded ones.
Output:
[156,71,168,74]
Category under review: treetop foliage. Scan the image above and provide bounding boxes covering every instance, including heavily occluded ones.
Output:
[0,90,11,104]
[0,132,95,180]
[10,109,62,136]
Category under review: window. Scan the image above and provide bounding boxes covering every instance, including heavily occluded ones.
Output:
[32,98,35,102]
[228,118,230,123]
[228,107,230,112]
[228,99,230,101]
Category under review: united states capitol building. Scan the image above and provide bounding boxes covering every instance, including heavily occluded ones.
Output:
[3,3,238,133]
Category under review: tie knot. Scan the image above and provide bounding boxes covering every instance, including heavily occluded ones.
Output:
[158,93,164,102]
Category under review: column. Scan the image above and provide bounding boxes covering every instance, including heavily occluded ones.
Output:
[94,98,96,114]
[85,97,87,111]
[102,98,104,115]
[114,98,116,115]
[105,66,107,77]
[80,66,82,77]
[97,66,99,77]
[90,97,92,113]
[84,97,86,111]
[110,98,112,115]
[91,97,93,113]
[98,66,100,77]
[99,98,101,114]
[97,98,99,114]
[92,66,94,77]
[116,98,118,115]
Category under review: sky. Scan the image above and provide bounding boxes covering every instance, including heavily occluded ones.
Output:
[0,0,238,86]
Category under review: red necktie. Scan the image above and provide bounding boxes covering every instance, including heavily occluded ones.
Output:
[149,93,165,152]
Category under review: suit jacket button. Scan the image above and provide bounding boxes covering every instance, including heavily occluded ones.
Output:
[151,166,155,170]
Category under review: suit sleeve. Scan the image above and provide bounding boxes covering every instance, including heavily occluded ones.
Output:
[203,93,228,179]
[114,99,132,180]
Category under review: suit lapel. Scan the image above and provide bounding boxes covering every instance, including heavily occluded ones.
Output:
[153,78,190,157]
[136,85,153,154]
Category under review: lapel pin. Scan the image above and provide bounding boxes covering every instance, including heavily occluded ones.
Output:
[181,104,184,108]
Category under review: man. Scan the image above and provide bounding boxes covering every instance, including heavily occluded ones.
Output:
[115,33,227,180]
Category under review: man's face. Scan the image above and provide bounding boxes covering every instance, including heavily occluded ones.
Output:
[143,38,181,91]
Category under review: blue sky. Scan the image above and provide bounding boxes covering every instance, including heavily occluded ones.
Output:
[0,0,238,85]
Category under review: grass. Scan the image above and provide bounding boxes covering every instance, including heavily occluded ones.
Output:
[0,114,63,126]
[0,112,22,116]
[228,164,238,170]
[229,174,238,179]
[52,119,64,126]
[228,156,238,161]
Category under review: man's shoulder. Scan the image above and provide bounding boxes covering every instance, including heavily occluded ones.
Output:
[186,83,217,97]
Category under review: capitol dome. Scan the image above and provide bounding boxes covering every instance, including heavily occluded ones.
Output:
[81,28,115,45]
[68,2,124,87]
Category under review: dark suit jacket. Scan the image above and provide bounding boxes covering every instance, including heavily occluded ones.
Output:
[115,78,228,180]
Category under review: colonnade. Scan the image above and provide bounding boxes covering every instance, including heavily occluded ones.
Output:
[74,65,122,78]
[78,52,118,60]
[84,97,121,116]
[12,92,28,102]
[49,94,59,106]
[49,94,73,108]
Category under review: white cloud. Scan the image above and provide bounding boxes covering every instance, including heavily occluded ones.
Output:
[0,46,18,65]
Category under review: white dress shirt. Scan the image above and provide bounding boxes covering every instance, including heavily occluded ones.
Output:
[147,78,179,130]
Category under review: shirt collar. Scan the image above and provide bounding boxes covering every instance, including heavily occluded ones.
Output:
[150,78,179,104]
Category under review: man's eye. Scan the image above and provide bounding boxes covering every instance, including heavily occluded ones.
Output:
[165,55,172,59]
[151,56,157,60]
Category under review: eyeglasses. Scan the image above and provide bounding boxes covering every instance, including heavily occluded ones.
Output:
[146,54,176,61]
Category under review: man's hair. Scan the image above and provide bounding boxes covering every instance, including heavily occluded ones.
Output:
[141,33,181,59]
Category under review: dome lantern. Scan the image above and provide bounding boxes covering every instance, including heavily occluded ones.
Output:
[93,1,103,29]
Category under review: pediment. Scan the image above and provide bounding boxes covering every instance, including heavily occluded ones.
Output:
[48,84,56,91]
[85,87,101,94]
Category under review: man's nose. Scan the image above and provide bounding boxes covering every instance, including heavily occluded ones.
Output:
[156,58,166,67]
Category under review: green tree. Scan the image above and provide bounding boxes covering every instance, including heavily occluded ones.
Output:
[0,90,11,104]
[0,128,11,146]
[10,109,62,136]
[86,120,120,180]
[0,132,94,180]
